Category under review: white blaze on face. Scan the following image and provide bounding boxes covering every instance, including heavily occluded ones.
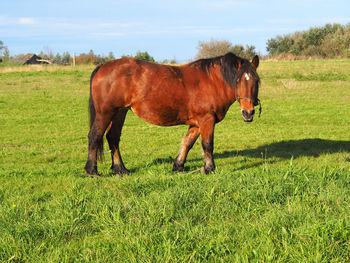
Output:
[245,73,250,81]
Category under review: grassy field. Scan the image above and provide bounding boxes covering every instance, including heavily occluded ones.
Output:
[0,59,349,262]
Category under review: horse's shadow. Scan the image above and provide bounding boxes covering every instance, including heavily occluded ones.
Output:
[149,138,350,171]
[217,138,350,159]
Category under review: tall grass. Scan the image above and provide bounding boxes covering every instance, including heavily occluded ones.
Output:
[0,59,349,262]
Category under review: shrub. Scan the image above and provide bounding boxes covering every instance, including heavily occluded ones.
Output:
[266,23,350,58]
[134,51,155,62]
[195,39,257,60]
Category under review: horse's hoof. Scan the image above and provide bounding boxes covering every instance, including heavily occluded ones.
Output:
[172,160,185,172]
[172,165,184,172]
[200,166,215,174]
[112,166,130,176]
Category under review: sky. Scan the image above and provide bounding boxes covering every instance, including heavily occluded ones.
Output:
[1,0,350,62]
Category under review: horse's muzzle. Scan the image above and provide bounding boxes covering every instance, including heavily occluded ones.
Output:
[241,109,255,122]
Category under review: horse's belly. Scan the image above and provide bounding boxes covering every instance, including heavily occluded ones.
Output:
[130,103,187,126]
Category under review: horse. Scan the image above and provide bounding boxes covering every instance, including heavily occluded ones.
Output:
[83,52,261,176]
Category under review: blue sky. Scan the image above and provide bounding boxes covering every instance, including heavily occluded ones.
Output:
[1,0,349,62]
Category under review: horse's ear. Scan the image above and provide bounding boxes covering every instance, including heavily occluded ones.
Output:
[251,55,259,69]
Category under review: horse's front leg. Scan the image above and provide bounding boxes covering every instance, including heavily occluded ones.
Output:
[173,125,200,172]
[198,114,216,174]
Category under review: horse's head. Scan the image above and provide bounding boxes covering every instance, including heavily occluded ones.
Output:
[235,55,260,122]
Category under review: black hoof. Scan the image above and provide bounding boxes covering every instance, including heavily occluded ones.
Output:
[84,160,98,175]
[172,162,184,172]
[111,166,130,176]
[200,165,215,174]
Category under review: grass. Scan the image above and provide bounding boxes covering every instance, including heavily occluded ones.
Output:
[0,60,349,262]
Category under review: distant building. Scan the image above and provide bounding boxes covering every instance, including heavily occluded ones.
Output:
[11,53,52,65]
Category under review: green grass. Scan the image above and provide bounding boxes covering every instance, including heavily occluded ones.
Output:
[0,60,349,262]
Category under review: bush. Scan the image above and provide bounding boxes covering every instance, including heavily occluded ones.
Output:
[195,39,257,60]
[74,53,102,65]
[73,50,116,65]
[134,51,155,62]
[266,23,350,58]
[196,39,234,59]
[122,51,156,63]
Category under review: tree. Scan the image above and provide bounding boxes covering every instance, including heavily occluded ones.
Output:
[195,39,233,59]
[0,41,9,62]
[61,52,71,64]
[43,46,54,60]
[0,40,5,57]
[196,39,257,60]
[75,52,102,65]
[266,23,350,58]
[266,38,279,55]
[231,44,244,57]
[134,51,155,62]
[108,51,115,61]
[54,53,62,63]
[162,57,177,64]
[244,45,257,60]
[3,46,9,62]
[38,51,46,59]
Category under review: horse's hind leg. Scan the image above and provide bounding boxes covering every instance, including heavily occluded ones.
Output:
[198,115,216,174]
[172,125,200,172]
[106,108,129,175]
[85,112,113,175]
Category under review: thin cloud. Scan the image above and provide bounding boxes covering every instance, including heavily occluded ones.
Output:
[0,15,6,25]
[318,17,350,24]
[17,17,36,25]
[267,17,350,25]
[94,32,124,37]
[0,15,37,26]
[200,0,259,9]
[97,22,137,28]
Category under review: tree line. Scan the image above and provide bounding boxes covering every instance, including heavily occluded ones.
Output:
[194,23,350,59]
[0,44,171,65]
[0,44,161,65]
[70,50,159,65]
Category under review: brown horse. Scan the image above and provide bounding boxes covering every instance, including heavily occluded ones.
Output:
[84,52,260,176]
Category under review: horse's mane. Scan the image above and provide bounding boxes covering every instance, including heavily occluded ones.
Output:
[189,52,259,88]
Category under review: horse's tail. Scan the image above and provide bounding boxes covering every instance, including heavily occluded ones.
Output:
[89,65,104,161]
